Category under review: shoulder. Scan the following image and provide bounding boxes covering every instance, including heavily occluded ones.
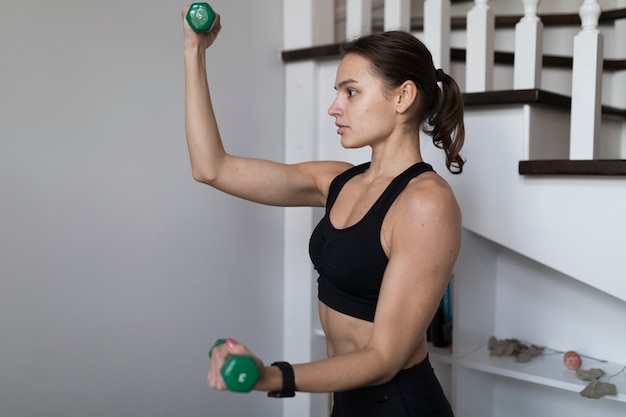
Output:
[387,172,461,245]
[401,172,460,218]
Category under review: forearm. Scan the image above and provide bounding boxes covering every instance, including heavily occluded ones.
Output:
[184,45,226,183]
[257,346,398,394]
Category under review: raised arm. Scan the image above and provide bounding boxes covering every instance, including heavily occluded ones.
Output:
[182,7,350,207]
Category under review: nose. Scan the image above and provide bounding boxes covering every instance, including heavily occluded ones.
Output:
[328,96,342,117]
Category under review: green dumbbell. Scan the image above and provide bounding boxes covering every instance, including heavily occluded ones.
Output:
[186,3,217,32]
[209,339,260,393]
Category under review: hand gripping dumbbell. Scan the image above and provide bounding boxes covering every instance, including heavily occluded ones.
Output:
[209,339,260,393]
[186,3,217,32]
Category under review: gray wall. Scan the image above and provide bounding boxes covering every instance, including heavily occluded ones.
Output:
[0,1,284,416]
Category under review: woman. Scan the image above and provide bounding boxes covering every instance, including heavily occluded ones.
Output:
[182,6,464,416]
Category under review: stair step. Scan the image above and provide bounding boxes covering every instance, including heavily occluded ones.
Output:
[464,89,626,176]
[463,89,626,120]
[519,160,626,175]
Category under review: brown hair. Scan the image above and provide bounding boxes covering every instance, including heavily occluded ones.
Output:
[341,31,465,174]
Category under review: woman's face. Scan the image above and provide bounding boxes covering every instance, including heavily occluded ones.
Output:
[328,53,399,149]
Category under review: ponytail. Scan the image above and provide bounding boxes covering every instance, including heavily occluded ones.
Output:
[424,72,465,174]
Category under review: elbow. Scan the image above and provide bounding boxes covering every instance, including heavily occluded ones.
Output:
[189,154,228,185]
[365,350,406,386]
[191,167,218,185]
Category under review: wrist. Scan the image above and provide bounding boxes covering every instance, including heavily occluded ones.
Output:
[183,40,209,58]
[184,44,203,55]
[256,365,282,392]
[267,362,296,398]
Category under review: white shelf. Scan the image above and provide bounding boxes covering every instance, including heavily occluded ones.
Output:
[458,346,626,403]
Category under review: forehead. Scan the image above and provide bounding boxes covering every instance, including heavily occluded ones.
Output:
[335,53,378,86]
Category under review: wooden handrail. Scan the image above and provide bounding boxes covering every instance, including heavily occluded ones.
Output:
[357,7,626,31]
[451,48,626,72]
[282,43,625,73]
[367,8,626,31]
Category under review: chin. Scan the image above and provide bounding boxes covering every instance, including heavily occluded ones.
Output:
[340,137,364,149]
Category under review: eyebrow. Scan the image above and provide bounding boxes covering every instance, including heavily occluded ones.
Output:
[334,78,358,90]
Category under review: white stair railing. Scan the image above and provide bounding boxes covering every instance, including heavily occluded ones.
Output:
[465,0,495,92]
[346,0,372,39]
[384,0,411,32]
[569,0,604,159]
[614,0,626,109]
[424,0,451,71]
[282,0,333,50]
[514,0,543,89]
[337,0,617,159]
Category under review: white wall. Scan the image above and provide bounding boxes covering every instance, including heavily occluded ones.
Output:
[0,1,284,417]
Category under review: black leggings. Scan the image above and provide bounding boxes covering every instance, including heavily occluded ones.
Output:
[331,356,454,417]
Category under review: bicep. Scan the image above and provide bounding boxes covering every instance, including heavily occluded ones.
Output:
[368,185,461,370]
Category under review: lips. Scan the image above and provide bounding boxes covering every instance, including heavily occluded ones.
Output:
[335,124,347,135]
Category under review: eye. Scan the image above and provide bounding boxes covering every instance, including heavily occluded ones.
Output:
[347,88,357,97]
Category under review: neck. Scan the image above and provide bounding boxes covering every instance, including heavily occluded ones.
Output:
[365,135,423,179]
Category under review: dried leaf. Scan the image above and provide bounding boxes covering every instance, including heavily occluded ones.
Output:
[580,380,617,399]
[502,340,517,356]
[576,368,606,381]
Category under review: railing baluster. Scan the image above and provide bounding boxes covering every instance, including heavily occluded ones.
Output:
[283,0,334,49]
[514,0,543,89]
[614,0,626,110]
[384,0,411,32]
[346,0,372,39]
[466,0,495,93]
[423,0,451,71]
[569,0,604,159]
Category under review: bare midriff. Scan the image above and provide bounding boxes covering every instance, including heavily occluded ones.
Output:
[318,300,428,370]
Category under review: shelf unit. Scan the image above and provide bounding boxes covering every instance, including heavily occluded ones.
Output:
[424,229,626,417]
[457,347,626,403]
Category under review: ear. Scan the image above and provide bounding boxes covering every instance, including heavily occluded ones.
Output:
[394,80,418,114]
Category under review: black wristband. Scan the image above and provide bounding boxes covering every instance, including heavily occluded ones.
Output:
[267,361,296,398]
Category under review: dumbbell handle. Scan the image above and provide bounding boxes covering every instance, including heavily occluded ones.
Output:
[209,339,260,393]
[186,3,216,33]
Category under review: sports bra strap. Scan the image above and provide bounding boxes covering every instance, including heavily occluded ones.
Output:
[326,162,434,217]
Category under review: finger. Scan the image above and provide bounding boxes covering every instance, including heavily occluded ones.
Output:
[208,367,227,390]
[213,14,222,33]
[208,372,225,390]
[181,5,190,19]
[208,341,232,390]
[208,359,228,390]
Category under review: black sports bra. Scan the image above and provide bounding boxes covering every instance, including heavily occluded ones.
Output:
[309,161,434,322]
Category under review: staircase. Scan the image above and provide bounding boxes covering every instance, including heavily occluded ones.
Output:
[280,1,626,416]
